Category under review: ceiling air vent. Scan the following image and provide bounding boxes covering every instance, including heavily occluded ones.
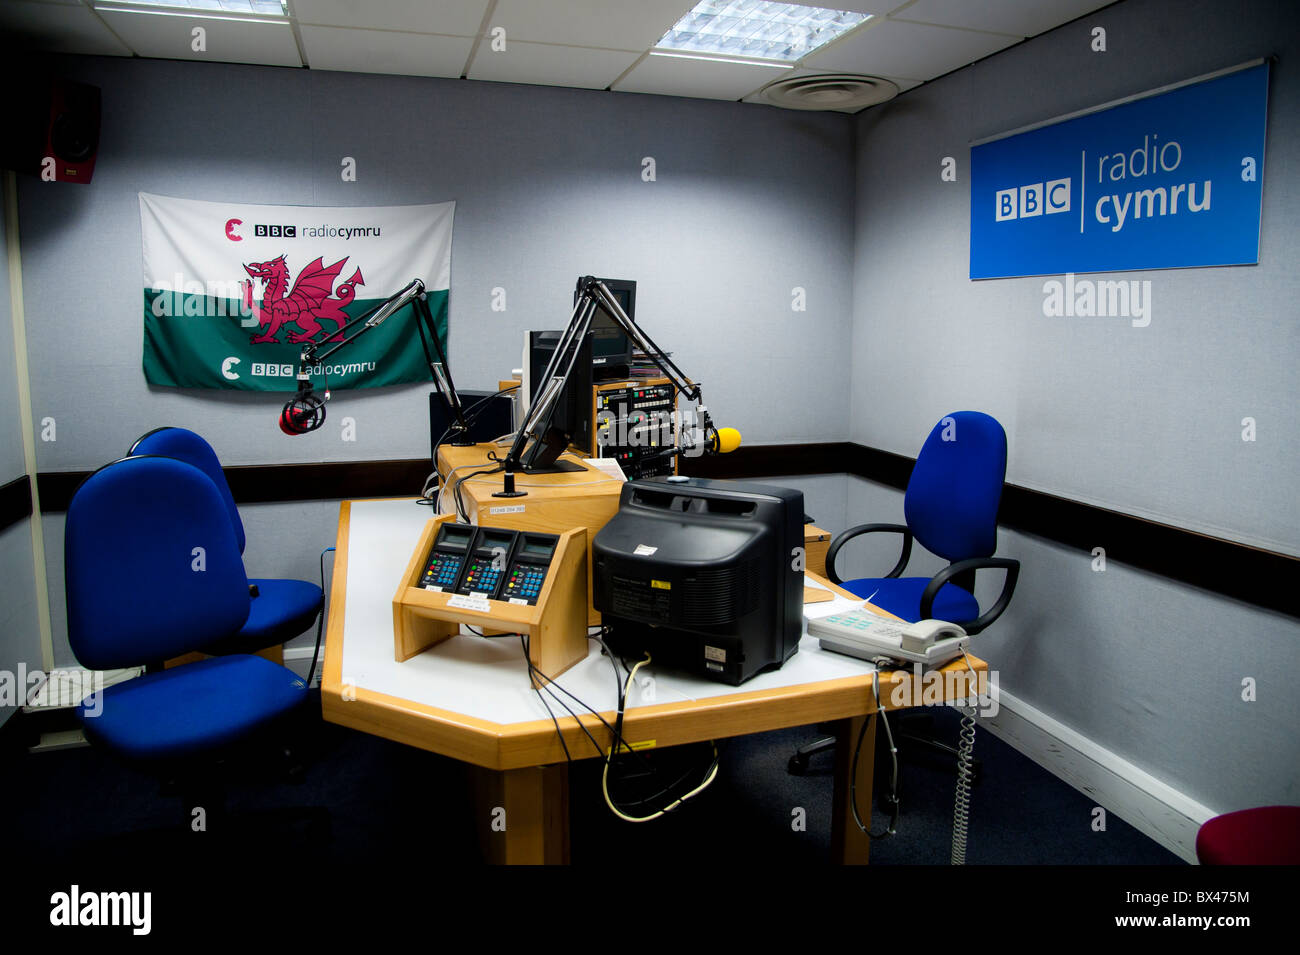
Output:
[758,73,899,112]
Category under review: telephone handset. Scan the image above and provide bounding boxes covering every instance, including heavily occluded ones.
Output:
[808,609,969,666]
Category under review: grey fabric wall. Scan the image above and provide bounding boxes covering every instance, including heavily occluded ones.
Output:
[847,0,1300,811]
[850,0,1300,557]
[19,56,855,473]
[840,476,1300,811]
[17,56,856,665]
[1,192,44,722]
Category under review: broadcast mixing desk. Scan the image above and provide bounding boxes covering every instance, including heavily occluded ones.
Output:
[321,497,987,864]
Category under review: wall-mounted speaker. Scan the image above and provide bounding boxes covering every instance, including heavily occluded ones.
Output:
[0,75,101,184]
[44,79,101,184]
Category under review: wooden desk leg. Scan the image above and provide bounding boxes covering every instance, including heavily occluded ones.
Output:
[830,714,876,865]
[470,764,570,865]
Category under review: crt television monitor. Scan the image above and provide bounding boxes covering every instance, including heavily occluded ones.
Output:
[592,477,804,686]
[574,277,635,379]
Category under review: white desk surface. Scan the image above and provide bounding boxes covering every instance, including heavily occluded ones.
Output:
[341,498,881,727]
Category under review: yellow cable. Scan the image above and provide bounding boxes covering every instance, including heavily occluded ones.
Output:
[601,654,719,823]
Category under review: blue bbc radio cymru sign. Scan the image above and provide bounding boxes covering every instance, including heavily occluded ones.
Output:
[970,62,1269,279]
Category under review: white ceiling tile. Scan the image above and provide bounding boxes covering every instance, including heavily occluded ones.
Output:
[300,24,472,77]
[468,40,640,90]
[0,1,132,57]
[613,53,797,101]
[898,0,1114,38]
[805,17,1019,80]
[488,0,688,50]
[97,9,302,66]
[291,0,488,36]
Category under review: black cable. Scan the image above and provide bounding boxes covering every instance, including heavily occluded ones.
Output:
[848,668,902,841]
[518,634,579,762]
[422,386,520,506]
[305,546,335,689]
[452,464,503,521]
[520,632,717,818]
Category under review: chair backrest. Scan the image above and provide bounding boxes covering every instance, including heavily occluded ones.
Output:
[904,411,1007,563]
[129,427,245,553]
[65,455,250,671]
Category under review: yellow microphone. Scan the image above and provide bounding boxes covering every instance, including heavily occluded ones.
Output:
[711,427,742,454]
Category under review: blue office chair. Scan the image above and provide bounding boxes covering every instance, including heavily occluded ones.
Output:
[66,455,308,764]
[790,411,1019,776]
[128,427,324,656]
[826,411,1019,631]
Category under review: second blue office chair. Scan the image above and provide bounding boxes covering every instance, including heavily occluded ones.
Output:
[790,411,1019,776]
[128,427,324,656]
[67,455,308,763]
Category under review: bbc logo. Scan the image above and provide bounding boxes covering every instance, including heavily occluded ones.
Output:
[995,179,1071,221]
[254,224,297,237]
[252,363,295,377]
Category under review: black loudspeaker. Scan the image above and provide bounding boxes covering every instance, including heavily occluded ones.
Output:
[1,75,101,184]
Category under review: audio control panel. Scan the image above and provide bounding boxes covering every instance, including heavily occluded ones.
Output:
[420,523,559,606]
[592,379,678,480]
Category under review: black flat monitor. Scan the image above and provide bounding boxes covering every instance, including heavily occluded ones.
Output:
[575,277,635,380]
[521,330,593,473]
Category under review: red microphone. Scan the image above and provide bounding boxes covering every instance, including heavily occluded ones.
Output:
[279,381,327,435]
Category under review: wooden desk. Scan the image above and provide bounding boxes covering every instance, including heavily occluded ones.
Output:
[805,525,831,577]
[322,498,986,864]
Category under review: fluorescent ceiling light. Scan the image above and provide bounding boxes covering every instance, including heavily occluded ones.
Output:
[648,51,795,68]
[96,1,287,16]
[656,1,870,64]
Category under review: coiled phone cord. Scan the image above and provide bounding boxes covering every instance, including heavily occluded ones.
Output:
[950,649,980,865]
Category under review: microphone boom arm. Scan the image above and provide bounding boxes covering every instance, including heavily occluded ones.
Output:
[498,277,712,494]
[291,277,472,443]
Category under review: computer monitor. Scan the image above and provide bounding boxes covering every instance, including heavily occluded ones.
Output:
[593,477,804,686]
[574,277,635,380]
[519,329,593,473]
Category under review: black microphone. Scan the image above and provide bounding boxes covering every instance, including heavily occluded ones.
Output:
[280,380,327,435]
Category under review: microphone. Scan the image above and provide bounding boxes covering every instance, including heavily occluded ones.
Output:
[709,427,742,454]
[697,406,741,455]
[279,379,327,435]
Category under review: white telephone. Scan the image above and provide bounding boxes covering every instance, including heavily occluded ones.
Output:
[808,610,969,666]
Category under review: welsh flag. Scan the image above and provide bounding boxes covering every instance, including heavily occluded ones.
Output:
[139,193,454,391]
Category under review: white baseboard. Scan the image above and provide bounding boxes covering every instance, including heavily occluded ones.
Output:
[281,645,323,686]
[977,688,1217,864]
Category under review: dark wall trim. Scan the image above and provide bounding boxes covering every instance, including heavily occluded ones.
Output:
[37,459,433,512]
[688,442,1299,617]
[36,442,1298,616]
[1,475,33,534]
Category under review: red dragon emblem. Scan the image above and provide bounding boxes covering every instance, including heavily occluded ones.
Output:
[241,255,365,344]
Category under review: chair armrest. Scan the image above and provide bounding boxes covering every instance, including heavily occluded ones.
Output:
[920,557,1020,635]
[826,523,912,585]
[920,556,1019,631]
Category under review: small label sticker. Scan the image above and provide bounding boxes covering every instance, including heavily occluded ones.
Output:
[651,579,671,590]
[634,544,658,556]
[508,597,528,605]
[606,739,657,756]
[489,504,526,515]
[446,594,491,613]
[423,584,444,592]
[704,645,727,662]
